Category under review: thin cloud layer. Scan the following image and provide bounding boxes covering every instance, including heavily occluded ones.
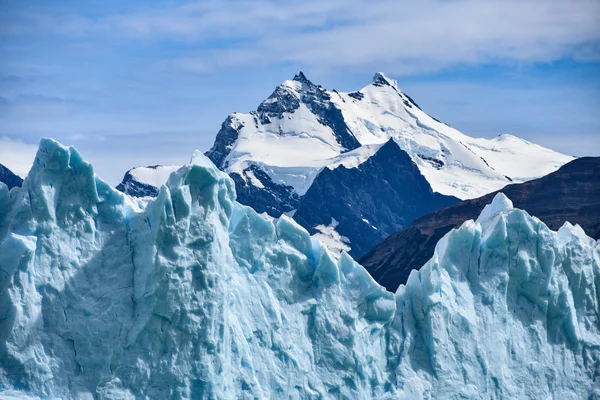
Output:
[0,136,38,177]
[6,0,598,74]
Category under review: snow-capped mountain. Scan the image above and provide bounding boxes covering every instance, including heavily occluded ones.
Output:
[1,139,598,399]
[205,72,573,216]
[117,72,573,256]
[119,72,573,208]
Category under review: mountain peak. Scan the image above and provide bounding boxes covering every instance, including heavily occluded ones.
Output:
[293,71,310,84]
[372,72,398,90]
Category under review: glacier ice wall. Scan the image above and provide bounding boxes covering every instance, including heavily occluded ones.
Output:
[0,139,598,399]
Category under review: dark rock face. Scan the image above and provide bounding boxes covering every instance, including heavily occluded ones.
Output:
[402,93,422,111]
[283,72,360,152]
[0,163,23,190]
[205,116,243,169]
[372,73,394,88]
[230,165,300,217]
[293,140,459,258]
[348,91,364,101]
[116,168,160,197]
[256,85,301,122]
[360,157,600,292]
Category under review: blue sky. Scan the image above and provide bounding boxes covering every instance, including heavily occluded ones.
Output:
[1,0,599,184]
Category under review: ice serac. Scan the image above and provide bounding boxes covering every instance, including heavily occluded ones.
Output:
[391,192,600,398]
[1,140,598,399]
[0,139,394,399]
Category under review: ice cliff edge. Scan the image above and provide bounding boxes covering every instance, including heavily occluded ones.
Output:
[0,139,599,399]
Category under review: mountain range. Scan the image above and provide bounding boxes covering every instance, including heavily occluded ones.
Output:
[115,72,572,257]
[205,72,571,204]
[0,72,597,399]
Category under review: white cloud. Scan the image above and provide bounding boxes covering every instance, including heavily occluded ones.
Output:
[19,0,599,74]
[0,136,38,177]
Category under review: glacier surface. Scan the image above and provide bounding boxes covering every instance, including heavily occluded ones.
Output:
[0,139,598,399]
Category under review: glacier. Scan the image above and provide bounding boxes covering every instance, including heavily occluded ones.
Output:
[0,139,598,399]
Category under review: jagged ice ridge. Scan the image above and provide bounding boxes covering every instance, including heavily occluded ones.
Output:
[0,139,598,399]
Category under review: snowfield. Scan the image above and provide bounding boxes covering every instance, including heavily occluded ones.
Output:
[208,72,573,201]
[129,165,180,189]
[0,139,598,399]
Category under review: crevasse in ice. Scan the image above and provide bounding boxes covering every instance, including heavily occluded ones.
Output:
[0,139,598,399]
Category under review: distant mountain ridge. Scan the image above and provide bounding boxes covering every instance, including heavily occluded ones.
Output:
[205,72,573,216]
[0,163,23,190]
[360,156,600,292]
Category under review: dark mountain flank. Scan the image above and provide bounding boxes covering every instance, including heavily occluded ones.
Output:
[360,157,600,292]
[0,163,23,190]
[294,140,459,258]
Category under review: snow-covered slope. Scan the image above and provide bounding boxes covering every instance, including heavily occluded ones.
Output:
[1,139,598,399]
[206,72,573,215]
[116,165,180,197]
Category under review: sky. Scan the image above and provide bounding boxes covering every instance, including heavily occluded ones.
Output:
[0,0,599,185]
